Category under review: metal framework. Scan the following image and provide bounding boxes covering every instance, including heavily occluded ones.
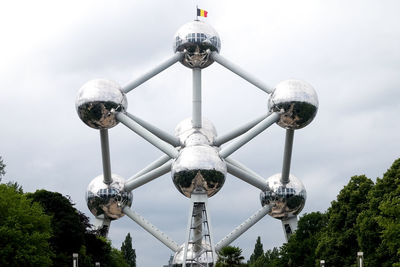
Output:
[76,19,319,266]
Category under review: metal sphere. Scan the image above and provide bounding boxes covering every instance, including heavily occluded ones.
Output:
[86,174,133,220]
[268,79,318,130]
[172,145,226,198]
[175,118,217,146]
[260,173,306,220]
[172,242,213,265]
[76,79,128,129]
[173,20,221,68]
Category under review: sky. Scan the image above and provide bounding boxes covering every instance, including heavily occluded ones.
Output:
[1,0,400,266]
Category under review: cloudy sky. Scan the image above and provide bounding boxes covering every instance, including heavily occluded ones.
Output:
[1,0,400,266]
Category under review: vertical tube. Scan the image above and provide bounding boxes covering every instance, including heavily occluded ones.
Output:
[100,129,112,184]
[281,129,294,185]
[192,68,202,128]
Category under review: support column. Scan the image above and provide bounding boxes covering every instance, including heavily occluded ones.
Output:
[182,193,214,267]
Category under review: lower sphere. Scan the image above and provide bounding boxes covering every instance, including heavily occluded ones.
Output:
[86,174,132,220]
[260,173,306,220]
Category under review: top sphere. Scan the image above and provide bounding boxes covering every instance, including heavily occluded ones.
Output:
[76,79,128,129]
[173,20,221,68]
[268,79,318,130]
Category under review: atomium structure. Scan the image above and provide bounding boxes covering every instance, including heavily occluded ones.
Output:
[76,19,318,267]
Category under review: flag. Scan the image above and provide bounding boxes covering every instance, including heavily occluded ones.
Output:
[197,8,208,18]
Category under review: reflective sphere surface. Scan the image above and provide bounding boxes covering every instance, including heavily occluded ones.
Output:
[86,174,132,220]
[260,173,306,220]
[76,79,128,129]
[175,118,217,146]
[173,20,221,68]
[268,79,318,129]
[173,242,213,266]
[172,145,226,198]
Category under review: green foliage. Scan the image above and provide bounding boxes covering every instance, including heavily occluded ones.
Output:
[0,184,53,266]
[316,175,373,266]
[356,158,400,266]
[216,246,245,267]
[0,156,5,181]
[6,181,23,193]
[248,236,264,264]
[27,190,87,266]
[121,233,136,267]
[249,247,283,267]
[84,233,112,266]
[110,248,130,267]
[26,190,118,266]
[282,212,328,267]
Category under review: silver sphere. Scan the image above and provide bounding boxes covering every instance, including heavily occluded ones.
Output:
[173,20,221,68]
[173,242,213,266]
[268,79,318,130]
[260,173,306,220]
[86,174,133,220]
[175,118,217,146]
[172,145,226,198]
[76,79,128,129]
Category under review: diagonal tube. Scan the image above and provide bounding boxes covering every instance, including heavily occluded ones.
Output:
[126,112,180,147]
[219,112,280,158]
[116,112,179,158]
[100,129,112,184]
[123,206,180,252]
[214,112,271,146]
[281,129,294,185]
[129,154,171,180]
[215,205,271,251]
[226,162,269,191]
[225,157,265,182]
[124,160,172,191]
[122,52,184,93]
[211,52,273,94]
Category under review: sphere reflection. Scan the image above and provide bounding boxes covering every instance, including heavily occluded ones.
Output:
[268,79,318,130]
[173,20,221,68]
[76,79,128,129]
[172,145,226,198]
[260,173,306,220]
[86,174,132,220]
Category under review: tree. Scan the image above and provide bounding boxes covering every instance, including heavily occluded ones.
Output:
[121,233,136,267]
[315,175,374,266]
[216,246,245,267]
[27,190,87,266]
[0,156,5,182]
[0,183,53,266]
[281,212,328,266]
[356,158,400,266]
[248,236,264,264]
[110,248,130,267]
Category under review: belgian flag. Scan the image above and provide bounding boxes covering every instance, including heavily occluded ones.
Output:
[197,8,208,18]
